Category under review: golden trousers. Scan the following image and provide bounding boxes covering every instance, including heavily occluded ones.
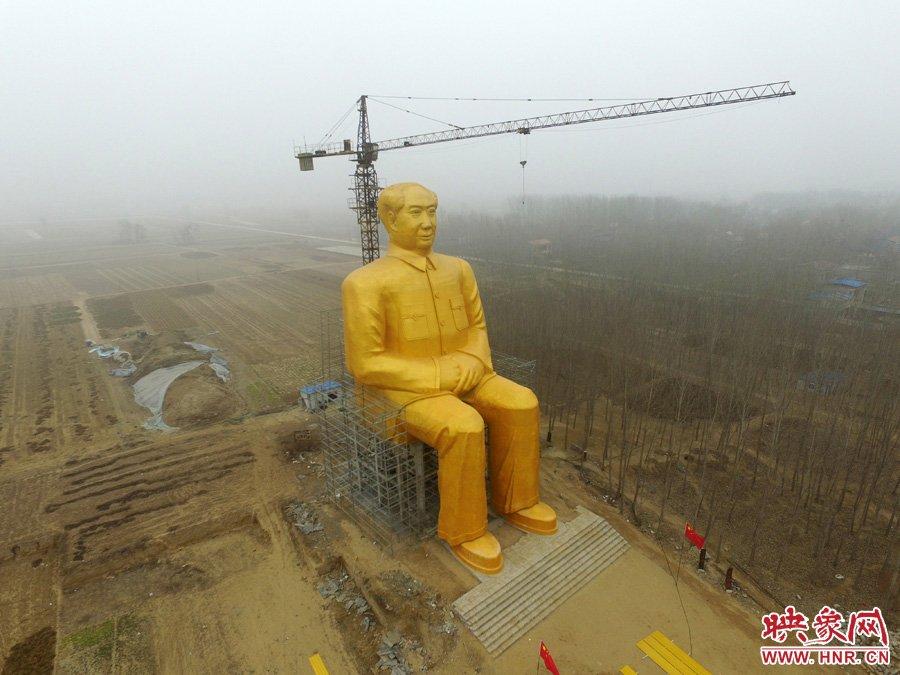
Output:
[402,374,541,546]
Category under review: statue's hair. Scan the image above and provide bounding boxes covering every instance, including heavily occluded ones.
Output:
[377,182,438,224]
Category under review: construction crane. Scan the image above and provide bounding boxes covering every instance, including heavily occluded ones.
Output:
[296,81,795,263]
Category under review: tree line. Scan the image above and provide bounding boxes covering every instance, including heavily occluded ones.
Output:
[443,194,899,615]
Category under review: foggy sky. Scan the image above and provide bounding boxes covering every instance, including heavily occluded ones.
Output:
[2,1,898,223]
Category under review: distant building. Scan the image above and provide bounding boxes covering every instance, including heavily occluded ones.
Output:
[299,380,341,411]
[807,289,854,304]
[834,277,867,303]
[806,277,867,305]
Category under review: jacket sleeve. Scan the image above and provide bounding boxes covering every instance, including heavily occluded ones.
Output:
[341,273,440,393]
[455,258,494,372]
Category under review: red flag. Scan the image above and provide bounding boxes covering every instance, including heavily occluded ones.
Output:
[539,641,560,675]
[684,522,706,549]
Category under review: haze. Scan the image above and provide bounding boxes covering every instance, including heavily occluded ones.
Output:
[2,1,898,223]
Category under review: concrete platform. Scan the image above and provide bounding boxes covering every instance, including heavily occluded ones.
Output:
[452,505,629,655]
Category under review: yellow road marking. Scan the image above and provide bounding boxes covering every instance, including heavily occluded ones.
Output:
[308,652,329,675]
[636,630,711,675]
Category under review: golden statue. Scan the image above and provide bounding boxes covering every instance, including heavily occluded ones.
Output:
[341,182,556,574]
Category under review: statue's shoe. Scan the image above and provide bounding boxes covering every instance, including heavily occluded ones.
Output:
[503,502,558,535]
[451,532,503,574]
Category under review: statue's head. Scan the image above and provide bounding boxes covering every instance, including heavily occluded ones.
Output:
[377,182,438,255]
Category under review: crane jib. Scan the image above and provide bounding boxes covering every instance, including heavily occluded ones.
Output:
[377,82,795,152]
[295,81,795,160]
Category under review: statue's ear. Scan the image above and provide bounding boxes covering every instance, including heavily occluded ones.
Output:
[383,210,396,230]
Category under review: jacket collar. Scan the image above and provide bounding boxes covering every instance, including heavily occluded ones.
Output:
[386,242,436,271]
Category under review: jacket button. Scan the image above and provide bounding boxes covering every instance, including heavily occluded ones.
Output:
[434,292,440,298]
[440,320,446,326]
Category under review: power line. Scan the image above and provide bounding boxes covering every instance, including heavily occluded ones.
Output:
[656,534,695,655]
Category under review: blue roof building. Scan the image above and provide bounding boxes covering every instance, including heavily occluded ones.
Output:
[299,380,341,411]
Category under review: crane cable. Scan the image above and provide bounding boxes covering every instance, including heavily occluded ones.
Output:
[368,94,656,102]
[368,97,464,130]
[315,99,359,149]
[519,133,528,208]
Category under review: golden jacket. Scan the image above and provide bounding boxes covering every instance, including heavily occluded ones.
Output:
[341,243,494,405]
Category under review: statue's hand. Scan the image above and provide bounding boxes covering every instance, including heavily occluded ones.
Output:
[451,352,484,395]
[438,356,461,391]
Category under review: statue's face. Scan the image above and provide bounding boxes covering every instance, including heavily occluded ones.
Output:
[386,186,437,254]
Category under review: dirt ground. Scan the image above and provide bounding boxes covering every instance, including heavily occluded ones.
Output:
[0,219,837,674]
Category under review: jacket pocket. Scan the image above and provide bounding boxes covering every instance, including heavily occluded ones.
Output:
[400,303,429,340]
[449,295,469,331]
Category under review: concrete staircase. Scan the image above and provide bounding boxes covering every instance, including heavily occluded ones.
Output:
[452,506,629,655]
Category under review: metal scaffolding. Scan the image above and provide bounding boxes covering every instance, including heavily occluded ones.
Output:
[309,309,536,542]
[317,372,439,541]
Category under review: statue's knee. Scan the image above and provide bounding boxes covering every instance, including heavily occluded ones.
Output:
[453,407,485,435]
[505,385,538,412]
[436,407,484,445]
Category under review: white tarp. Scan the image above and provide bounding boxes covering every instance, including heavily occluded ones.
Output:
[133,360,205,430]
[88,343,135,376]
[185,341,231,381]
[110,362,137,377]
[90,345,120,358]
[208,362,230,382]
[183,341,218,354]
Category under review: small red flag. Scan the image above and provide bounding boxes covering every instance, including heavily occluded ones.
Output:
[539,641,560,675]
[684,522,706,549]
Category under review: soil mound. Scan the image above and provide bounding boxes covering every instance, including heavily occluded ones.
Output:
[126,331,199,379]
[162,367,244,428]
